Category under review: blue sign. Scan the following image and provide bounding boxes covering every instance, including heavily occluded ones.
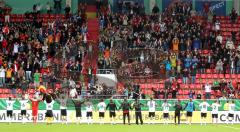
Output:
[195,0,226,16]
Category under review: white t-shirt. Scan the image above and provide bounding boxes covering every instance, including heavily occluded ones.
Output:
[70,88,77,98]
[215,22,220,30]
[45,100,55,110]
[147,101,156,112]
[211,103,220,114]
[162,103,171,113]
[6,100,15,110]
[86,103,93,112]
[97,102,106,113]
[205,85,211,93]
[0,69,5,77]
[199,102,210,113]
[228,103,235,114]
[13,43,19,53]
[20,100,29,110]
[216,35,222,44]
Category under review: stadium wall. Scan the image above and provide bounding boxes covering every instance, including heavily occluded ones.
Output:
[0,110,239,123]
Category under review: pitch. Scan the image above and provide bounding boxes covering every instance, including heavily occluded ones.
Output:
[0,124,240,132]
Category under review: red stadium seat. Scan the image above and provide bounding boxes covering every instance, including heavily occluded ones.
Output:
[225,74,230,79]
[201,74,206,79]
[189,84,195,89]
[213,74,218,79]
[159,84,164,89]
[206,74,212,78]
[219,74,224,79]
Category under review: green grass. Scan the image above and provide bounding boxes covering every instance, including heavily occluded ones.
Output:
[0,124,240,132]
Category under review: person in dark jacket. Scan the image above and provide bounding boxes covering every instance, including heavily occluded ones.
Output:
[132,99,144,125]
[72,99,84,124]
[106,99,117,125]
[120,98,131,125]
[174,100,182,125]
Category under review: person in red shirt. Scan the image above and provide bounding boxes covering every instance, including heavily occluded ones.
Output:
[30,95,43,124]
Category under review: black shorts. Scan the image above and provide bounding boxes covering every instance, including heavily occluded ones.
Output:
[228,113,234,118]
[212,114,218,118]
[61,109,67,116]
[76,110,82,117]
[163,113,169,118]
[187,112,193,117]
[87,112,93,117]
[99,112,105,117]
[149,112,155,117]
[21,110,27,116]
[109,112,116,118]
[7,110,13,117]
[45,110,53,117]
[201,113,207,118]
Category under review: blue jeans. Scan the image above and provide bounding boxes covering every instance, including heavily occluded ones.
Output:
[191,76,196,84]
[26,71,32,82]
[183,77,188,84]
[0,77,5,87]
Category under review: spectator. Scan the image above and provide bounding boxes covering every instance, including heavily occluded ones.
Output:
[33,70,40,88]
[196,91,202,99]
[182,68,189,84]
[0,66,5,87]
[190,66,197,84]
[205,83,212,99]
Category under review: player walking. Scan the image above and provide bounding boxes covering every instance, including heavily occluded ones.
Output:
[6,97,15,124]
[147,97,157,124]
[97,99,106,125]
[211,100,221,124]
[199,99,210,125]
[19,96,29,124]
[227,100,235,125]
[162,99,171,125]
[85,99,94,125]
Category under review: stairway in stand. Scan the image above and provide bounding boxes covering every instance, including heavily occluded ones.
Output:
[82,5,99,86]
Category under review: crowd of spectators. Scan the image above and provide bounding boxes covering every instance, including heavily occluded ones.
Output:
[0,4,92,96]
[97,1,240,99]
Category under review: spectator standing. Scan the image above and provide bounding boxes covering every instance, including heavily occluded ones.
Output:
[205,83,212,99]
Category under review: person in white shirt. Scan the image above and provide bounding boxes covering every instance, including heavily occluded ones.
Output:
[56,93,68,125]
[19,96,29,124]
[215,20,220,31]
[216,34,223,44]
[44,94,55,125]
[70,88,77,99]
[199,99,210,125]
[226,38,234,50]
[0,66,5,87]
[147,98,157,124]
[85,99,94,124]
[205,83,212,99]
[211,100,221,124]
[6,97,15,124]
[13,42,19,55]
[162,100,171,125]
[227,100,235,125]
[97,99,106,124]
